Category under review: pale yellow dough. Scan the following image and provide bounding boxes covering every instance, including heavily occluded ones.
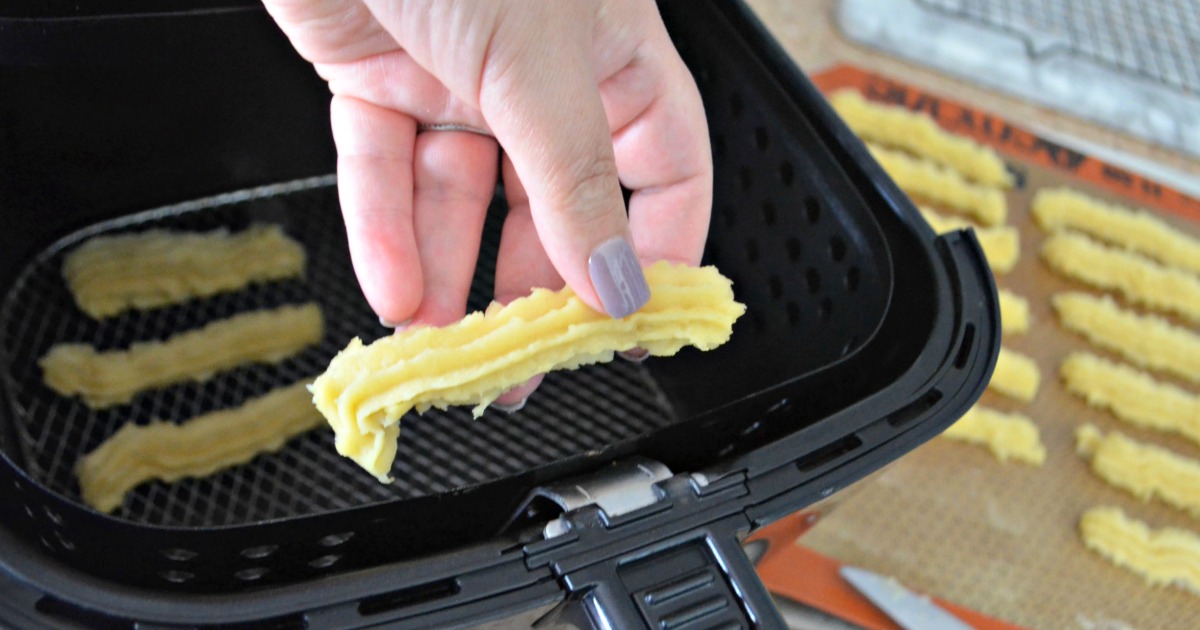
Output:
[76,380,323,513]
[941,406,1045,465]
[1077,425,1200,519]
[867,144,1007,226]
[1062,353,1200,448]
[63,224,306,319]
[989,347,1040,402]
[1053,292,1200,384]
[42,304,323,408]
[1033,188,1200,275]
[311,262,746,481]
[998,289,1030,335]
[829,90,1013,188]
[1081,506,1200,595]
[919,208,1019,274]
[1041,232,1200,324]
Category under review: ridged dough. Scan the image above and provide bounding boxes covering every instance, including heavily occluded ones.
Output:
[76,380,323,513]
[1062,353,1200,448]
[63,224,306,319]
[998,289,1030,335]
[867,144,1007,226]
[989,347,1040,402]
[1033,188,1200,275]
[829,90,1013,187]
[311,262,746,481]
[1041,232,1200,324]
[1081,507,1200,595]
[41,304,323,408]
[1053,292,1199,384]
[941,406,1045,465]
[1077,425,1200,519]
[919,207,1020,274]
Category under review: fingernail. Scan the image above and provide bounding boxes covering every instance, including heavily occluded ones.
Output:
[379,316,412,329]
[619,348,649,363]
[588,237,650,319]
[492,397,528,414]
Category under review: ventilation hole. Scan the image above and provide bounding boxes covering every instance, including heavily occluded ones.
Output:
[796,435,863,472]
[779,160,794,186]
[818,297,833,320]
[241,544,278,560]
[845,266,861,292]
[786,237,802,262]
[786,301,801,326]
[955,323,976,369]
[722,203,736,227]
[745,239,760,263]
[159,570,194,584]
[235,567,269,581]
[319,531,354,547]
[887,389,944,428]
[805,268,821,294]
[43,506,63,525]
[309,554,341,569]
[738,167,752,191]
[730,92,744,118]
[751,311,767,334]
[55,532,75,551]
[768,275,783,299]
[830,236,847,262]
[755,127,769,151]
[762,201,776,226]
[805,198,821,224]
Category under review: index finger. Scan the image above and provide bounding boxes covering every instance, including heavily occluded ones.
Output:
[612,41,713,267]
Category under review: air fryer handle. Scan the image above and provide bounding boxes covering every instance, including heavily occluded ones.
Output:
[537,517,786,630]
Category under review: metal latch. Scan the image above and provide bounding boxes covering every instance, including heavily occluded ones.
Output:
[524,457,673,539]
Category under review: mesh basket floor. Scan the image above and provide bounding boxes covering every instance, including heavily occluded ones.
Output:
[0,177,677,528]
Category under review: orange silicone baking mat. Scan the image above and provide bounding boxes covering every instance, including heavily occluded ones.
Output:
[769,65,1200,629]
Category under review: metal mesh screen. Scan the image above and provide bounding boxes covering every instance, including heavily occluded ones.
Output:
[917,0,1200,95]
[0,176,676,528]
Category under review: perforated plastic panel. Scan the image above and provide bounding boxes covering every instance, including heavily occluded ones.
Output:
[0,177,677,527]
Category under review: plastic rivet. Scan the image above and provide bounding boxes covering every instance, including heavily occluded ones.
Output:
[319,531,355,547]
[309,554,341,569]
[161,548,198,562]
[160,570,194,584]
[240,544,279,560]
[235,567,269,581]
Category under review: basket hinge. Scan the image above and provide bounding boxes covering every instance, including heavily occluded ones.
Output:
[527,457,673,539]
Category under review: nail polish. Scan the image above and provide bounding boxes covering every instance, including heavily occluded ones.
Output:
[588,237,651,319]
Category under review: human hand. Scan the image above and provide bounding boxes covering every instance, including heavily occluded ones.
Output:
[264,0,712,407]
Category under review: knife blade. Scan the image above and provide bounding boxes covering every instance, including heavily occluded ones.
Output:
[840,565,974,630]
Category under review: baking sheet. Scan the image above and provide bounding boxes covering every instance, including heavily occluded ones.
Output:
[791,65,1200,629]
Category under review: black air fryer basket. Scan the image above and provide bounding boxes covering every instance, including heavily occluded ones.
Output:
[0,1,1000,628]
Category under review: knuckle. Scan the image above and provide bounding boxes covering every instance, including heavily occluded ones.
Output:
[553,154,621,220]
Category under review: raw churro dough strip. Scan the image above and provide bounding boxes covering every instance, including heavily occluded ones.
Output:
[1033,188,1200,275]
[42,304,323,408]
[867,144,1007,226]
[76,380,323,513]
[311,262,746,481]
[831,90,1013,188]
[998,289,1030,335]
[1077,425,1200,519]
[1080,506,1200,595]
[941,406,1045,465]
[1041,232,1200,324]
[63,224,306,319]
[919,208,1019,274]
[989,347,1040,402]
[1062,353,1200,448]
[1054,292,1200,384]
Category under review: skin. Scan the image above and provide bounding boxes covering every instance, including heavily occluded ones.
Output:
[263,0,712,405]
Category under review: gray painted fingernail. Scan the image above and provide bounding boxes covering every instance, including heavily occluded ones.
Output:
[492,397,528,414]
[619,348,649,363]
[379,316,411,329]
[588,237,650,319]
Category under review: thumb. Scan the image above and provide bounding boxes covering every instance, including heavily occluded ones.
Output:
[478,20,649,319]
